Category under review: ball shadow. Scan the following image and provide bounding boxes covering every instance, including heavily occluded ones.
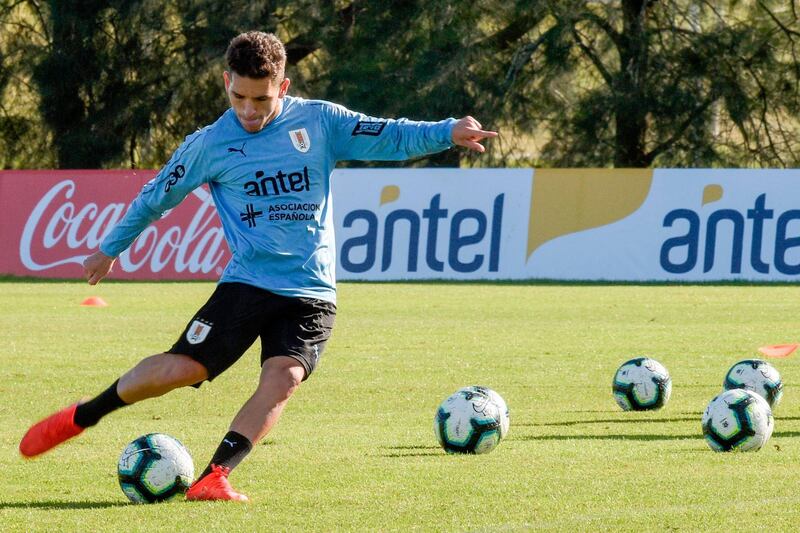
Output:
[513,433,699,442]
[0,500,130,510]
[379,444,444,458]
[526,415,700,427]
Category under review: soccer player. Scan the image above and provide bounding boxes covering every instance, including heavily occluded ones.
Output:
[19,31,497,501]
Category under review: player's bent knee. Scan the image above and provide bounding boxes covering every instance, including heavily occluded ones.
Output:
[275,369,302,399]
[260,358,304,398]
[284,371,302,396]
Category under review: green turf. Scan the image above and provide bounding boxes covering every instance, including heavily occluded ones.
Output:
[2,281,800,531]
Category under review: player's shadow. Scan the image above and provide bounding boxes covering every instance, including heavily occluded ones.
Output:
[0,500,129,510]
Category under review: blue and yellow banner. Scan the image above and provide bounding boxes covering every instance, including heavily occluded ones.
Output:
[331,168,800,281]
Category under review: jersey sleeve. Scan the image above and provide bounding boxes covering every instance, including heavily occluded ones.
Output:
[99,130,211,258]
[323,102,457,162]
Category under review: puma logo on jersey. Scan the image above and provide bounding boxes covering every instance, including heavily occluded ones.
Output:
[227,143,246,156]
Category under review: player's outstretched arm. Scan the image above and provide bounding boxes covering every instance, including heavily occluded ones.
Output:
[83,251,116,285]
[451,116,498,153]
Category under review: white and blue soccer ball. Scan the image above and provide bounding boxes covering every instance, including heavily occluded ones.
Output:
[723,359,783,408]
[702,389,774,452]
[456,385,510,439]
[434,386,508,454]
[612,357,672,411]
[118,433,194,503]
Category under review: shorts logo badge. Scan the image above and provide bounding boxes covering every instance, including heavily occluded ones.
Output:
[186,320,212,344]
[289,128,311,153]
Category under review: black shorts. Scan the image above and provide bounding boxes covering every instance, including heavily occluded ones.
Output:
[167,282,336,383]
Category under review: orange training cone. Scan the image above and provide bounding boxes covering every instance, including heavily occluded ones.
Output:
[758,343,798,358]
[80,296,108,307]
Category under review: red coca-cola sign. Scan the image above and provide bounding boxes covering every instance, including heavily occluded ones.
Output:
[0,170,230,280]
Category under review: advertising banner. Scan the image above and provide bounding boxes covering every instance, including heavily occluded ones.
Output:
[332,168,533,280]
[524,168,800,281]
[2,168,800,281]
[0,170,230,280]
[332,168,800,281]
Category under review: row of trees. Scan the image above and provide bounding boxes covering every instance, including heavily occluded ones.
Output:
[1,0,799,169]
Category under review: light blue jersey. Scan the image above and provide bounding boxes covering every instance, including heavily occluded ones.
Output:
[100,96,456,304]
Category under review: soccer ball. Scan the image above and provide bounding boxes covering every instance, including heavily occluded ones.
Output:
[434,387,506,454]
[612,357,672,411]
[118,433,194,503]
[723,359,783,408]
[457,385,510,438]
[702,389,774,452]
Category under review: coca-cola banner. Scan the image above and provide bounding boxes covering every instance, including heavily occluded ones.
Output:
[0,170,229,280]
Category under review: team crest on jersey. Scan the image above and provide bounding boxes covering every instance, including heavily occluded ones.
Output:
[186,319,212,344]
[289,128,311,153]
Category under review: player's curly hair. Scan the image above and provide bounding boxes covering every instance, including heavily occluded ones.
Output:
[225,31,286,80]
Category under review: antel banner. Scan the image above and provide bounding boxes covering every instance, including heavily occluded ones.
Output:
[332,168,800,281]
[332,168,533,280]
[3,168,800,281]
[0,170,229,280]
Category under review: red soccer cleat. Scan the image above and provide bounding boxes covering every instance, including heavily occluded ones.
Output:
[19,402,85,458]
[186,464,249,502]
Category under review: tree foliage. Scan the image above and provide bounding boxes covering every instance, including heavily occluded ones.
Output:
[0,0,52,168]
[517,0,800,167]
[1,0,799,169]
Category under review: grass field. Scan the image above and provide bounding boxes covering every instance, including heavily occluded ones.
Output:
[2,280,800,531]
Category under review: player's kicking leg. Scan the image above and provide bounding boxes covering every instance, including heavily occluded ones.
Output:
[186,356,305,502]
[19,353,207,458]
[21,283,252,459]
